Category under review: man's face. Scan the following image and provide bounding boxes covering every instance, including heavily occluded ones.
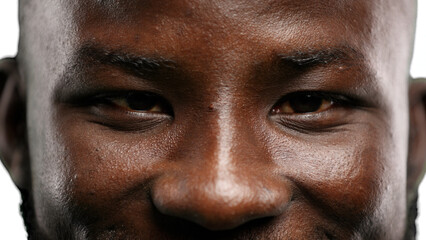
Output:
[17,0,416,239]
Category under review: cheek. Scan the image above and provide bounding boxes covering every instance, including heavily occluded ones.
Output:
[29,105,179,234]
[56,120,174,223]
[267,121,402,229]
[28,97,407,238]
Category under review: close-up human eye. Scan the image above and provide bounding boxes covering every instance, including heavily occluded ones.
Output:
[101,91,169,114]
[81,91,174,131]
[270,91,355,116]
[269,91,361,131]
[271,92,334,114]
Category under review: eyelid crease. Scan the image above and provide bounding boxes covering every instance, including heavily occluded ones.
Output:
[61,90,155,105]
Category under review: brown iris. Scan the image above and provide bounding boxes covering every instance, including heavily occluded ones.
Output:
[110,92,164,113]
[272,93,333,114]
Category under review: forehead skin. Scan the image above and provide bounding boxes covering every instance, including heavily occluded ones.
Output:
[18,0,415,239]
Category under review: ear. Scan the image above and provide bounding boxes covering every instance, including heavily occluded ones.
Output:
[0,58,28,189]
[407,78,426,202]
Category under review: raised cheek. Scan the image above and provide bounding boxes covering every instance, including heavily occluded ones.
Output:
[268,126,386,223]
[58,121,174,222]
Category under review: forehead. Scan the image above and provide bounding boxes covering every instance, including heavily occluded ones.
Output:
[49,0,406,92]
[68,0,373,47]
[73,0,372,24]
[58,1,372,80]
[27,0,413,65]
[24,0,416,46]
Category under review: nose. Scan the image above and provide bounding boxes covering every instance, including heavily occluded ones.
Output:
[151,117,292,230]
[152,169,292,230]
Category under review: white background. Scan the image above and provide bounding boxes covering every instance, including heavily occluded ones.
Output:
[0,2,425,239]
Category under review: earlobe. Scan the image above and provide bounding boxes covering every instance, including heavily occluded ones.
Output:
[0,58,28,189]
[407,78,426,202]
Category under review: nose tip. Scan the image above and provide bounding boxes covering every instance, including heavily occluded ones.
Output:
[152,173,292,231]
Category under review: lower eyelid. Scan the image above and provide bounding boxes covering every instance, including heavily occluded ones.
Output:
[86,105,173,130]
[88,116,171,132]
[270,116,349,134]
[92,104,164,117]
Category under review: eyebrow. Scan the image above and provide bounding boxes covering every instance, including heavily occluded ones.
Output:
[72,42,369,90]
[278,46,365,68]
[76,43,177,78]
[57,42,379,107]
[77,43,363,71]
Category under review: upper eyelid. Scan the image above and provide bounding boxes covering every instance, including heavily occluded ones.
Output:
[81,91,160,104]
[59,89,178,119]
[97,93,161,107]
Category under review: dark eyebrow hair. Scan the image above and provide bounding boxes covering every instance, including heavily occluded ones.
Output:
[278,46,365,68]
[72,42,367,89]
[76,43,363,75]
[75,43,177,78]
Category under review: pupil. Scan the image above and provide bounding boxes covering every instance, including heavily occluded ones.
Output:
[289,94,322,113]
[126,93,157,110]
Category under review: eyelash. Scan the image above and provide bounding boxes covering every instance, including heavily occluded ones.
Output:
[87,91,172,114]
[271,91,360,115]
[73,90,363,133]
[84,91,358,116]
[68,91,174,132]
[267,91,366,132]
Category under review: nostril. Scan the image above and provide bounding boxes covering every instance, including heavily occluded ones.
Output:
[151,173,293,231]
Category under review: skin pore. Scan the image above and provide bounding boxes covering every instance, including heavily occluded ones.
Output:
[1,0,426,239]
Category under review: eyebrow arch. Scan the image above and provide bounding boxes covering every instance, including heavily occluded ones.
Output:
[278,46,365,68]
[75,43,177,78]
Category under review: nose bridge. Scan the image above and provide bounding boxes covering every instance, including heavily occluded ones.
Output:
[179,85,259,197]
[214,89,242,190]
[190,83,257,185]
[185,65,260,178]
[207,60,257,172]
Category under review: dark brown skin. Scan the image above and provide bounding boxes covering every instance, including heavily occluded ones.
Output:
[1,0,426,239]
